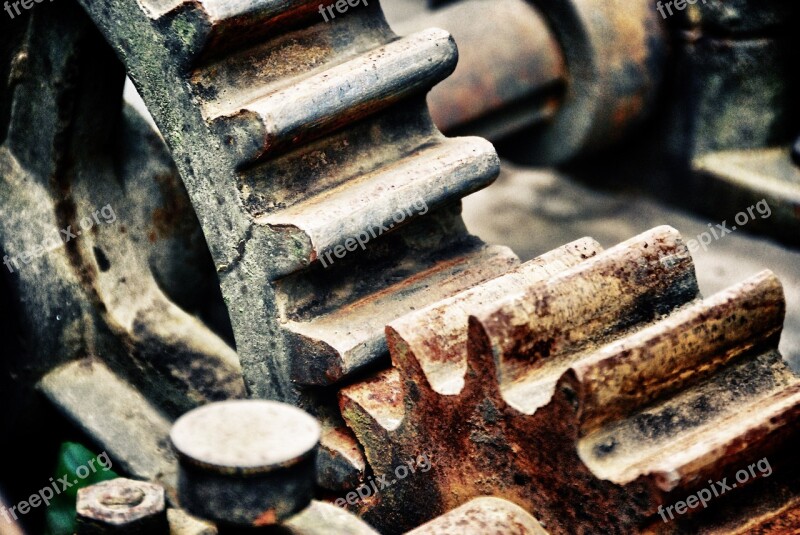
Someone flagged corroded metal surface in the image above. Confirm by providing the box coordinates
[170,400,320,526]
[2,0,799,533]
[76,478,167,534]
[390,0,667,163]
[73,0,510,409]
[405,497,548,535]
[340,226,800,533]
[1,0,513,503]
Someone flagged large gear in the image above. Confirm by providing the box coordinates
[1,0,799,533]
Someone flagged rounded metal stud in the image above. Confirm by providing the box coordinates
[170,400,321,527]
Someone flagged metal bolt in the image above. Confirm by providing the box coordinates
[76,478,167,534]
[170,400,321,528]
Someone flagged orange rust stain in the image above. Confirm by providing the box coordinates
[253,509,278,526]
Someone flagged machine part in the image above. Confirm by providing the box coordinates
[76,478,167,534]
[390,0,566,141]
[671,0,798,34]
[283,500,381,535]
[2,1,798,533]
[0,1,245,421]
[390,0,667,164]
[170,400,320,527]
[316,406,368,492]
[642,0,800,247]
[405,497,548,535]
[39,359,178,492]
[524,0,668,164]
[166,509,218,535]
[340,226,800,533]
[1,0,513,499]
[73,0,511,409]
[692,149,800,248]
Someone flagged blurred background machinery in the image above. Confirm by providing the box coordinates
[1,0,799,533]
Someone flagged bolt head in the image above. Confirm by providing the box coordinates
[76,478,166,533]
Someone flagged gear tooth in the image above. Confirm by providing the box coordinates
[258,138,499,277]
[568,270,786,436]
[317,411,367,491]
[339,368,405,476]
[461,315,507,403]
[570,271,800,502]
[479,226,698,414]
[386,325,438,394]
[148,0,334,59]
[209,29,459,165]
[282,244,517,386]
[386,237,603,396]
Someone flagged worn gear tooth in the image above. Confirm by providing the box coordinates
[407,497,548,535]
[476,226,699,414]
[568,272,797,494]
[567,270,786,436]
[259,137,499,278]
[317,410,367,492]
[387,238,603,396]
[284,244,517,386]
[571,349,800,527]
[340,368,405,447]
[143,0,329,58]
[211,29,459,164]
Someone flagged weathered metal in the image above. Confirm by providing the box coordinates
[2,0,799,533]
[340,226,800,533]
[392,0,566,141]
[1,0,511,503]
[692,149,800,248]
[405,497,548,535]
[76,478,167,534]
[391,0,668,164]
[170,400,320,527]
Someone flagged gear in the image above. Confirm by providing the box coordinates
[340,226,800,533]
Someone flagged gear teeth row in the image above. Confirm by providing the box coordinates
[386,237,604,395]
[75,0,507,413]
[340,226,800,534]
[284,242,517,385]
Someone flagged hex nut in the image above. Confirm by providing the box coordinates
[76,478,167,534]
